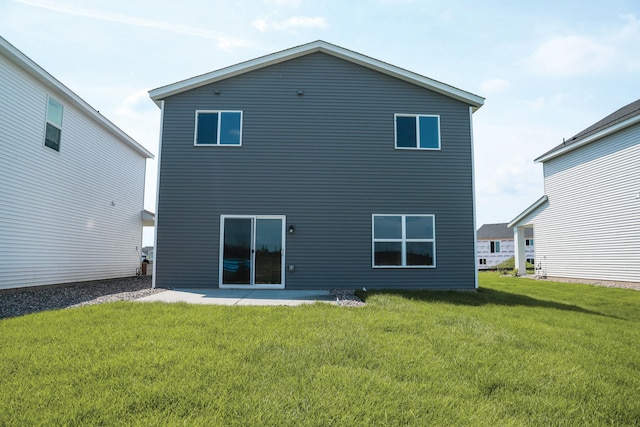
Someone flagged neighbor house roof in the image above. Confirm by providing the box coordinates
[535,98,640,163]
[0,36,153,159]
[477,223,533,240]
[149,40,485,111]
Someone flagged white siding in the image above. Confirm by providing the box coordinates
[0,52,147,289]
[532,124,640,282]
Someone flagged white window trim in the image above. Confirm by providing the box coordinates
[219,215,286,289]
[394,114,441,150]
[194,110,243,146]
[44,95,63,152]
[372,214,436,269]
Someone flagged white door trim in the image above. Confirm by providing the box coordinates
[219,215,286,289]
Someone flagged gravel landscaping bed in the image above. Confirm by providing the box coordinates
[0,276,161,319]
[524,275,640,291]
[0,277,365,319]
[331,289,366,307]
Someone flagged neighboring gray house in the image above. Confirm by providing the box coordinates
[149,40,484,290]
[477,223,534,270]
[0,36,154,290]
[510,99,640,283]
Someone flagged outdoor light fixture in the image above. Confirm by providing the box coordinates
[297,89,304,95]
[213,89,220,95]
[288,225,295,234]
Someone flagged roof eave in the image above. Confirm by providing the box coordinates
[0,37,154,159]
[149,40,485,111]
[508,195,548,228]
[535,114,640,163]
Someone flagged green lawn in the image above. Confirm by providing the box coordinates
[1,273,639,426]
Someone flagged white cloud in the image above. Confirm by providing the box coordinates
[14,0,254,51]
[252,15,328,32]
[116,89,153,117]
[527,35,615,76]
[525,14,640,77]
[480,78,510,95]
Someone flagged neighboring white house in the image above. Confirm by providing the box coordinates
[477,223,534,270]
[0,36,154,290]
[509,99,640,283]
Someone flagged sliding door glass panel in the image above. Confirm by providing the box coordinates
[255,218,282,284]
[222,218,252,284]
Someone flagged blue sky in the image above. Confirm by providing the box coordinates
[2,0,639,246]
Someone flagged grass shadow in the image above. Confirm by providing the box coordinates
[356,288,619,319]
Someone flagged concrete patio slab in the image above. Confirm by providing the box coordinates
[136,288,335,306]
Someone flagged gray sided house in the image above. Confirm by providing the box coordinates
[149,41,484,290]
[510,99,640,283]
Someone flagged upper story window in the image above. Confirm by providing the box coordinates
[490,241,501,253]
[45,97,63,151]
[394,114,440,150]
[195,110,242,146]
[372,214,435,268]
[525,239,534,246]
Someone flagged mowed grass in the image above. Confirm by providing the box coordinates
[1,274,639,426]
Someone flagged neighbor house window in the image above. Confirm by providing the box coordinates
[525,239,534,246]
[526,258,535,265]
[45,97,63,151]
[394,114,440,150]
[372,214,435,267]
[195,110,242,146]
[479,258,487,265]
[490,241,500,253]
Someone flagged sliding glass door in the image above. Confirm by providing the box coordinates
[220,216,285,288]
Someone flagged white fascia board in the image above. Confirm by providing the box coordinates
[0,36,154,159]
[535,114,640,163]
[508,195,548,228]
[149,40,485,111]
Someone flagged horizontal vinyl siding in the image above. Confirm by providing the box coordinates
[534,124,640,282]
[0,54,146,289]
[156,52,476,289]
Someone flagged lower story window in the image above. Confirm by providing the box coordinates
[526,258,535,265]
[479,258,487,265]
[372,214,435,268]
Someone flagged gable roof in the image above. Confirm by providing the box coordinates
[535,98,640,163]
[0,36,153,159]
[477,223,533,240]
[149,40,485,111]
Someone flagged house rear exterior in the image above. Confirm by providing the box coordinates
[510,99,640,283]
[150,41,484,290]
[0,36,153,290]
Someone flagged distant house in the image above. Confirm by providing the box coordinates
[0,36,154,290]
[141,246,154,262]
[149,40,484,290]
[476,223,533,269]
[509,99,640,283]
